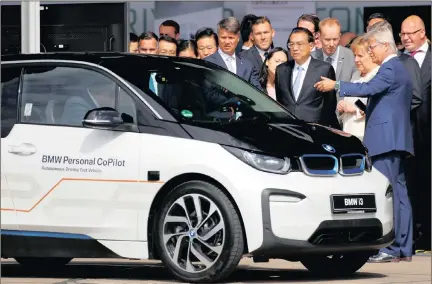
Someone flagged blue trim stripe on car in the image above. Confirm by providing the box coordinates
[1,230,92,239]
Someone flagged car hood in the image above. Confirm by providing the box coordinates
[181,119,367,158]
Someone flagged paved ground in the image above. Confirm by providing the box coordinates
[1,255,430,284]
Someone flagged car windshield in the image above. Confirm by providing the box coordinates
[120,57,297,124]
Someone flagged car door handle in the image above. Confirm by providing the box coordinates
[8,143,37,155]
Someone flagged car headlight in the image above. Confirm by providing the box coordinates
[223,146,291,174]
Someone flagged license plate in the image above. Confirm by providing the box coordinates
[331,194,376,214]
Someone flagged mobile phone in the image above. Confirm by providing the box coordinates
[355,99,367,112]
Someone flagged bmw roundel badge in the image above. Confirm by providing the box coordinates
[322,144,336,153]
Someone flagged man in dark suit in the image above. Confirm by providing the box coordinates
[400,15,431,250]
[204,17,262,90]
[240,16,275,73]
[275,27,339,129]
[315,24,414,263]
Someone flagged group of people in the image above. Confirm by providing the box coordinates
[129,12,431,262]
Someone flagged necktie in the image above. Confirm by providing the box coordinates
[149,76,157,95]
[326,56,336,73]
[293,66,303,101]
[263,52,268,62]
[226,56,235,73]
[410,50,421,57]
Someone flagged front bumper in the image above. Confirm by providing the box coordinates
[251,188,395,258]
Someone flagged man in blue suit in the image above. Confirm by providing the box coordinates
[204,17,263,91]
[314,22,414,263]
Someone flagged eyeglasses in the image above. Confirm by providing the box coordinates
[287,42,309,48]
[367,42,383,51]
[399,29,423,38]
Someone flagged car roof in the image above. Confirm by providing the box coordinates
[0,52,225,72]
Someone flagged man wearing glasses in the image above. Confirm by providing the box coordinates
[275,27,339,129]
[401,15,431,252]
[314,21,415,263]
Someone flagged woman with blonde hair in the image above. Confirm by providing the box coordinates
[337,36,380,140]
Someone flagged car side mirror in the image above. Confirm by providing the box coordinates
[82,107,124,130]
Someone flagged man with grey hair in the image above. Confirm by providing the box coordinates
[369,20,424,252]
[368,21,422,114]
[314,22,414,263]
[204,17,261,90]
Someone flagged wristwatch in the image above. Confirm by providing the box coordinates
[334,80,340,91]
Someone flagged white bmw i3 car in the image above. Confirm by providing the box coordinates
[1,53,393,283]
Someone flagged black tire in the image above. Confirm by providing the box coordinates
[15,257,72,266]
[301,252,371,277]
[155,180,244,283]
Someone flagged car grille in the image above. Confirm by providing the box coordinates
[299,154,365,176]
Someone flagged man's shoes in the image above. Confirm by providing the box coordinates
[368,252,401,263]
[400,256,413,262]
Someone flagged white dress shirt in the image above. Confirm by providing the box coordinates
[404,40,429,67]
[323,45,339,72]
[382,53,398,64]
[218,49,237,74]
[292,56,312,100]
[150,72,158,96]
[255,46,270,61]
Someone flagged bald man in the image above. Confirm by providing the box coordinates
[401,15,431,251]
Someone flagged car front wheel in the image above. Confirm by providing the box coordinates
[155,180,244,283]
[301,252,371,277]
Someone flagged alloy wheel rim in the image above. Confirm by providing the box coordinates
[162,193,225,273]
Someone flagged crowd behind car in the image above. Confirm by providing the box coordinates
[128,12,431,261]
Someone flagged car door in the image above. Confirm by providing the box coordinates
[1,65,21,231]
[3,62,141,241]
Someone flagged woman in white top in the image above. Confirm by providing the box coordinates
[337,36,380,141]
[258,47,289,100]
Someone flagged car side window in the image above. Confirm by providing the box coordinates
[147,71,209,118]
[1,66,21,138]
[116,86,137,124]
[20,66,116,127]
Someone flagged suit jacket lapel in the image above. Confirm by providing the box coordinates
[214,52,230,70]
[335,47,344,79]
[420,45,431,83]
[236,56,245,77]
[251,46,264,70]
[316,49,324,61]
[285,61,295,100]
